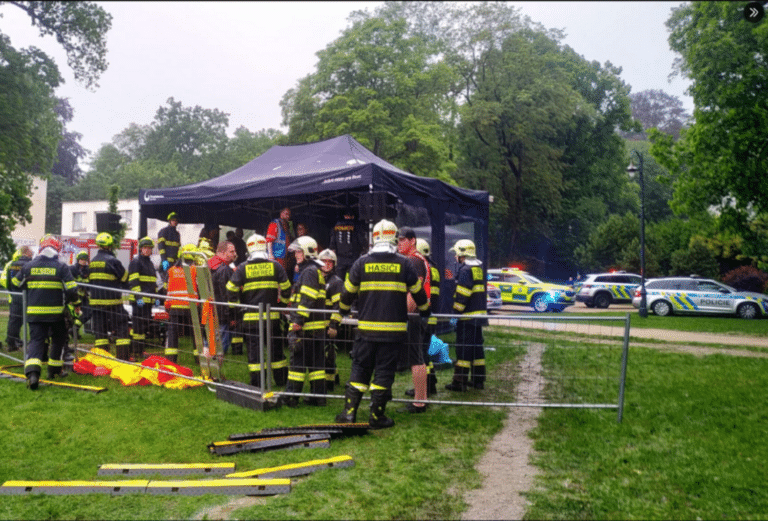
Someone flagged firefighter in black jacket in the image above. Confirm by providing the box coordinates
[157,212,181,273]
[334,220,430,429]
[283,235,327,407]
[227,234,292,388]
[328,207,368,283]
[69,250,92,336]
[445,239,488,391]
[4,246,33,351]
[319,248,344,391]
[89,232,131,360]
[13,235,80,389]
[417,238,441,395]
[128,236,159,360]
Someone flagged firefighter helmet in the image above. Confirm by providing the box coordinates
[198,237,214,257]
[246,233,268,254]
[138,236,155,249]
[450,239,476,258]
[372,219,398,245]
[95,232,114,249]
[180,243,198,262]
[318,249,337,263]
[39,234,62,252]
[11,249,22,261]
[76,250,89,261]
[287,236,319,259]
[416,238,431,257]
[167,212,179,222]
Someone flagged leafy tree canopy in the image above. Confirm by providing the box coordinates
[623,89,690,141]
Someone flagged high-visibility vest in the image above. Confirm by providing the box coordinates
[166,265,197,310]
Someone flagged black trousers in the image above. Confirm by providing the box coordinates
[6,299,23,347]
[24,321,67,376]
[349,337,400,391]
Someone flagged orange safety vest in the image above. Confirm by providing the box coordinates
[166,265,198,310]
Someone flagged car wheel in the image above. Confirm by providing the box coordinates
[652,300,672,317]
[594,292,611,309]
[532,294,549,313]
[737,302,759,319]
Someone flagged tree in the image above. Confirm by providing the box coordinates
[574,212,640,273]
[623,89,690,141]
[654,2,768,218]
[0,1,111,258]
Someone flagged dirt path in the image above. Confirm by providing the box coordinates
[459,328,766,520]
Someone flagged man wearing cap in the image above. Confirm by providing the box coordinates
[157,212,181,273]
[13,235,80,389]
[128,237,159,360]
[397,226,431,413]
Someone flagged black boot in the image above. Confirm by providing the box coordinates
[27,371,40,391]
[471,362,486,390]
[273,366,287,387]
[445,362,469,391]
[249,371,261,389]
[427,372,438,395]
[368,390,395,429]
[335,384,363,423]
[306,379,326,406]
[279,380,301,408]
[47,366,61,380]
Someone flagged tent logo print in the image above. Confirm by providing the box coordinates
[143,193,165,202]
[322,174,362,185]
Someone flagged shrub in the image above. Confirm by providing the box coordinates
[722,265,768,293]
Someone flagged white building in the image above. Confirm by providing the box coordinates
[60,199,203,245]
[11,176,47,248]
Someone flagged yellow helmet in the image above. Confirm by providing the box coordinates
[180,243,198,261]
[450,239,476,258]
[95,232,114,249]
[372,219,398,245]
[287,236,319,259]
[138,236,155,249]
[416,238,430,257]
[167,212,179,222]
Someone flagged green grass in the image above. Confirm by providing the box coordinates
[2,317,767,519]
[526,348,768,520]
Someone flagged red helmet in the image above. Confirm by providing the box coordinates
[39,234,62,252]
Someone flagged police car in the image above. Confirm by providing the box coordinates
[634,276,768,319]
[487,267,575,312]
[575,271,642,308]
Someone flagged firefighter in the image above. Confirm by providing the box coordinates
[319,248,343,391]
[157,211,181,274]
[283,235,327,407]
[416,238,441,395]
[208,240,237,357]
[328,207,368,283]
[3,246,33,351]
[226,234,292,388]
[334,220,430,429]
[69,250,92,337]
[128,236,159,360]
[164,244,200,363]
[89,232,131,360]
[13,235,80,389]
[444,239,488,391]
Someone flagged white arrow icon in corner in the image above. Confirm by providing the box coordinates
[749,7,759,17]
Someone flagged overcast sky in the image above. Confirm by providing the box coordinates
[1,1,691,167]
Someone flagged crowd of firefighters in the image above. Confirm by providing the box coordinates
[1,207,487,429]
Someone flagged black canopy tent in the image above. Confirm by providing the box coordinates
[138,135,489,287]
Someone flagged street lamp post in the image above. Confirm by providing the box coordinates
[627,151,648,318]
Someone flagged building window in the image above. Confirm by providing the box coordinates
[119,210,133,230]
[72,212,87,232]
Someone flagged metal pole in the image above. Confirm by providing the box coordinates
[638,152,648,318]
[617,313,631,423]
[258,303,265,393]
[265,303,272,393]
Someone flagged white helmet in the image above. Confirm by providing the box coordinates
[246,233,269,259]
[450,239,476,258]
[288,235,319,259]
[372,219,398,245]
[416,238,430,257]
[318,249,337,263]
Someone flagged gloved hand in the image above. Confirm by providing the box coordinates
[155,299,161,307]
[162,260,169,271]
[136,298,144,307]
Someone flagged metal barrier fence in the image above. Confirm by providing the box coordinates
[1,284,630,422]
